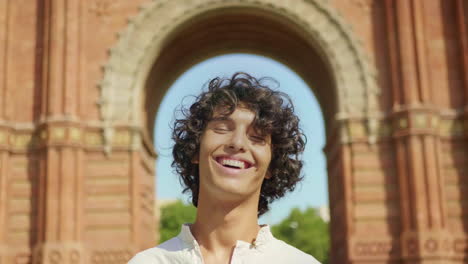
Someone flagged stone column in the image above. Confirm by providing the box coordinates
[456,0,468,134]
[32,0,85,263]
[385,0,451,263]
[455,0,468,108]
[0,139,9,263]
[324,122,352,264]
[454,2,468,261]
[0,0,11,262]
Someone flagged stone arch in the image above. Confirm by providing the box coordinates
[99,0,379,153]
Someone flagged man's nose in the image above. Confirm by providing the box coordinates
[227,130,247,152]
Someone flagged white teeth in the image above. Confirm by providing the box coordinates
[221,159,245,169]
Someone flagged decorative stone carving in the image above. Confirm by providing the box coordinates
[0,126,147,151]
[50,127,65,140]
[440,119,464,136]
[349,122,366,139]
[398,118,408,129]
[14,252,30,264]
[0,130,6,145]
[70,249,80,264]
[32,243,84,264]
[48,250,62,264]
[12,134,32,149]
[430,116,439,129]
[354,240,398,256]
[406,238,418,255]
[413,113,427,128]
[90,249,133,264]
[401,233,457,259]
[85,132,103,146]
[424,239,437,252]
[113,130,131,146]
[70,128,82,142]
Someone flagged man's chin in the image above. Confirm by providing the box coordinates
[200,179,258,203]
[215,187,258,203]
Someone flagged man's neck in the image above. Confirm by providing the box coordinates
[190,194,261,263]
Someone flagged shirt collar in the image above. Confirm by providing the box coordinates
[179,224,197,247]
[178,223,274,249]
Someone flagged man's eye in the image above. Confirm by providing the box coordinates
[250,135,266,143]
[213,127,229,132]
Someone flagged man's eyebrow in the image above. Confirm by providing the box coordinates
[209,116,232,122]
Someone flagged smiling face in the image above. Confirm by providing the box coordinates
[196,106,272,203]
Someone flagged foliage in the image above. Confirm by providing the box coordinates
[159,200,197,243]
[271,207,330,264]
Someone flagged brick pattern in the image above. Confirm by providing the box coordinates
[6,155,38,264]
[443,139,468,258]
[84,153,131,242]
[348,143,400,261]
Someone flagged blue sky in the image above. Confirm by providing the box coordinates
[154,53,328,224]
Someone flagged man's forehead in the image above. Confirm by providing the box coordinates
[209,106,271,136]
[211,105,254,119]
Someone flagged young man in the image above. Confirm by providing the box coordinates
[129,73,321,264]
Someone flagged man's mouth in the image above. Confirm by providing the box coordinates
[215,157,252,169]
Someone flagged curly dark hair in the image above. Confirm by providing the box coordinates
[171,72,306,216]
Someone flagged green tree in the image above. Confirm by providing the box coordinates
[271,207,330,264]
[159,200,197,243]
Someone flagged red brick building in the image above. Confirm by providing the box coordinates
[0,0,467,263]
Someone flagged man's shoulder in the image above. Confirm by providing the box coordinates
[157,236,185,251]
[127,237,186,264]
[267,238,322,264]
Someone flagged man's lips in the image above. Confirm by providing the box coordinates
[214,156,253,169]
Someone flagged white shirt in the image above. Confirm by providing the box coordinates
[128,224,321,264]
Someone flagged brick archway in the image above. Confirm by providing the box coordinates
[99,0,379,152]
[101,2,378,263]
[0,0,467,263]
